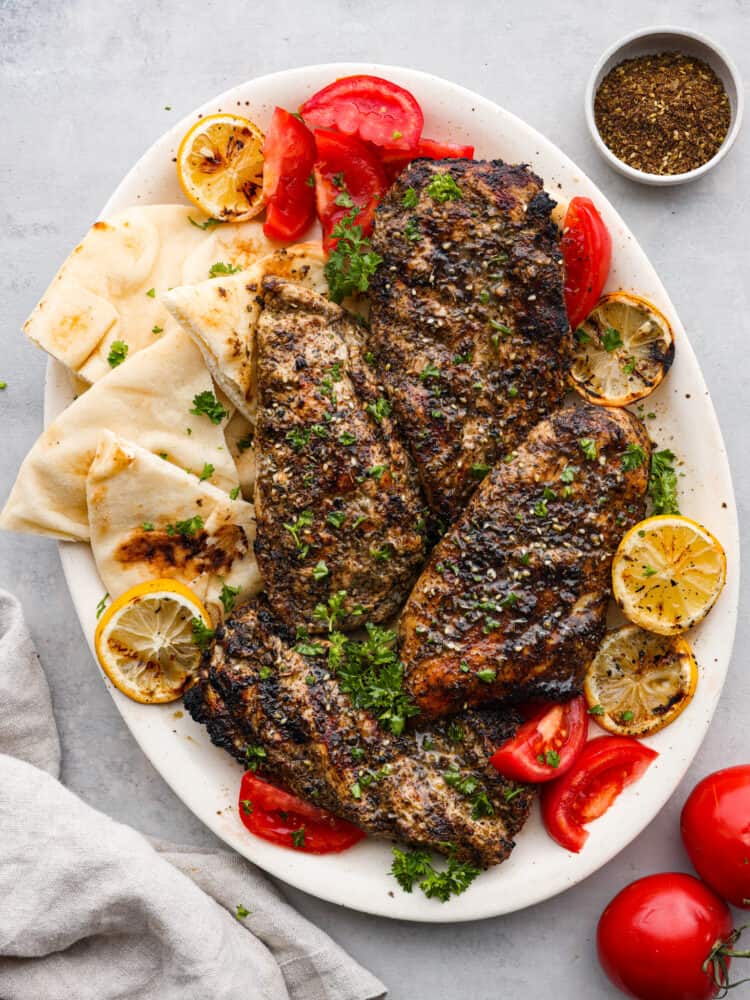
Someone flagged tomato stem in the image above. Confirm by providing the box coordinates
[704,925,750,997]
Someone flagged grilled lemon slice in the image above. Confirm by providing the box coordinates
[94,579,212,703]
[569,292,675,406]
[612,515,726,636]
[585,625,698,737]
[177,113,265,222]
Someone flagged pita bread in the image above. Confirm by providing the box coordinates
[0,329,238,541]
[87,431,261,619]
[163,242,327,422]
[224,410,256,499]
[24,205,209,384]
[180,219,284,285]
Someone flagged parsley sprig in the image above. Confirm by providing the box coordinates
[390,847,480,902]
[190,391,228,425]
[649,449,680,514]
[324,210,383,304]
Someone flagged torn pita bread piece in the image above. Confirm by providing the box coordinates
[163,242,327,422]
[87,431,261,620]
[0,329,238,542]
[224,410,256,500]
[180,219,284,285]
[23,205,209,384]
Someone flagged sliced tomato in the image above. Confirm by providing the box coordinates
[300,74,423,151]
[561,196,612,330]
[490,697,588,782]
[541,736,658,853]
[378,137,475,181]
[261,107,316,242]
[313,128,388,251]
[238,772,365,854]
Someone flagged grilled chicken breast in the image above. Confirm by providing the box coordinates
[399,405,651,718]
[369,158,570,524]
[254,278,426,632]
[184,599,534,868]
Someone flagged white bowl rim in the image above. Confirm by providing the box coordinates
[584,24,744,185]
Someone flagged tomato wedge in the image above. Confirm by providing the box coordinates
[300,74,424,151]
[261,107,316,242]
[313,128,388,251]
[561,196,612,330]
[541,736,658,852]
[489,697,588,782]
[378,137,475,181]
[238,772,365,854]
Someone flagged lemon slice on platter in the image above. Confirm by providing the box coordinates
[584,625,698,737]
[94,579,212,704]
[569,292,675,406]
[612,515,726,636]
[177,113,265,222]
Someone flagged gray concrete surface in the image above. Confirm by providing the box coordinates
[1,1,749,996]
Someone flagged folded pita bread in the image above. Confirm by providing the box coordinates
[0,329,238,541]
[24,205,210,384]
[163,242,327,422]
[87,431,261,619]
[180,219,284,285]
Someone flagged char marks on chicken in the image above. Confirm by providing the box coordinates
[253,278,427,633]
[399,404,651,718]
[368,158,570,524]
[184,599,533,867]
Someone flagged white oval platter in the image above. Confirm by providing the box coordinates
[47,63,739,922]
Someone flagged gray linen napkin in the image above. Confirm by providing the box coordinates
[0,590,386,1000]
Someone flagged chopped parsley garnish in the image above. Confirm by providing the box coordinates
[367,464,387,480]
[621,443,647,471]
[191,617,215,650]
[404,217,422,242]
[325,209,383,303]
[208,261,241,278]
[649,449,680,514]
[326,510,346,529]
[240,799,253,815]
[560,464,578,484]
[538,749,560,768]
[166,515,204,537]
[188,216,224,230]
[152,325,163,334]
[219,582,240,614]
[198,462,214,481]
[96,593,109,619]
[370,545,391,562]
[294,626,325,657]
[579,437,597,461]
[312,560,329,581]
[476,668,496,684]
[447,721,464,742]
[623,356,637,375]
[259,666,273,680]
[142,521,155,532]
[338,430,357,446]
[366,397,391,423]
[543,486,557,501]
[286,426,311,451]
[534,498,548,517]
[508,385,519,398]
[229,486,240,500]
[419,362,441,381]
[489,319,512,336]
[190,391,227,424]
[244,744,267,771]
[402,187,419,208]
[426,172,463,203]
[503,785,524,802]
[235,903,250,919]
[334,191,354,208]
[442,762,494,819]
[392,129,403,140]
[643,565,657,577]
[291,828,306,848]
[312,590,348,632]
[107,340,128,367]
[575,327,592,344]
[602,326,623,352]
[284,510,314,557]
[621,710,635,723]
[470,463,489,479]
[328,623,419,736]
[146,287,156,298]
[588,704,605,716]
[390,848,480,902]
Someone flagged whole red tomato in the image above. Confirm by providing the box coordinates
[681,765,750,909]
[597,873,748,1000]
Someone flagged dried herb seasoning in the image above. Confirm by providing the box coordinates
[594,52,731,175]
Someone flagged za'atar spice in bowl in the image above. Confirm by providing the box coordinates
[585,27,743,185]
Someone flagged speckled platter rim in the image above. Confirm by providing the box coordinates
[47,63,739,922]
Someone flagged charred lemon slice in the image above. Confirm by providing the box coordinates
[94,579,212,703]
[569,292,675,406]
[612,515,726,636]
[585,625,698,737]
[177,113,265,222]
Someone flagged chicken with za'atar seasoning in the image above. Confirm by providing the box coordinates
[368,158,571,525]
[184,599,533,867]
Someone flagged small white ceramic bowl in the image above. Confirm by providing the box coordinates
[585,26,743,185]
